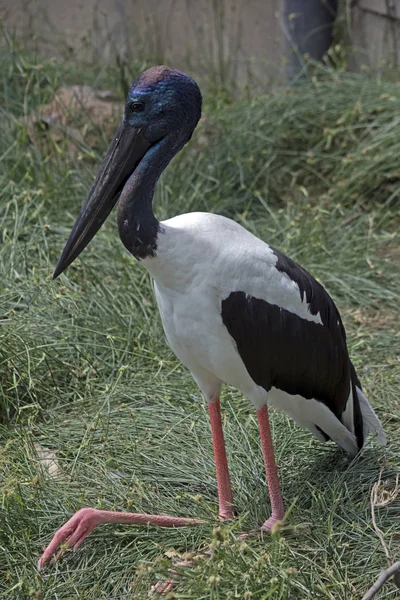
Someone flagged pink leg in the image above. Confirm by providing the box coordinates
[208,397,234,519]
[38,507,203,570]
[257,405,285,530]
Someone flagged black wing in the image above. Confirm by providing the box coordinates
[221,252,364,447]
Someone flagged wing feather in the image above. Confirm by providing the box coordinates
[221,253,364,449]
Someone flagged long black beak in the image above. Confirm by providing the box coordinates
[53,121,152,279]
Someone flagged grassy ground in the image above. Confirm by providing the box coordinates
[0,40,399,599]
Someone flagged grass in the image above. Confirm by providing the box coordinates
[0,38,399,599]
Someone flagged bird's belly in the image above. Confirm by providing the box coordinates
[154,282,266,403]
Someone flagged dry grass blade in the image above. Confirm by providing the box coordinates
[370,469,399,567]
[361,470,400,599]
[361,561,400,600]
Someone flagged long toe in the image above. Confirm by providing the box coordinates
[38,508,99,570]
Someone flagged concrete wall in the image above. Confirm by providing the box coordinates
[2,0,400,87]
[349,0,400,71]
[0,0,284,87]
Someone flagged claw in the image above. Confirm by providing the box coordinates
[38,508,99,570]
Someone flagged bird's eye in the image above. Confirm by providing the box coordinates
[130,101,145,113]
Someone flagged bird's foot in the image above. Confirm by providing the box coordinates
[38,508,203,571]
[38,508,100,570]
[261,512,285,532]
[218,508,236,521]
[237,511,285,540]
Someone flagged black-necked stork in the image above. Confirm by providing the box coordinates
[38,66,386,568]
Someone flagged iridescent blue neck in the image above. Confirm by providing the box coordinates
[117,134,182,259]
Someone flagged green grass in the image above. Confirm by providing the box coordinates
[0,40,399,599]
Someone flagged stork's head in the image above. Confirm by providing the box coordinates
[124,66,202,145]
[53,66,202,278]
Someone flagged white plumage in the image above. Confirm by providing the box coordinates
[146,212,385,456]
